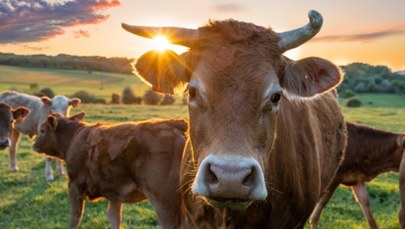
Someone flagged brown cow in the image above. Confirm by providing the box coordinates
[310,122,405,229]
[122,10,347,228]
[397,130,405,229]
[0,103,30,150]
[33,113,187,229]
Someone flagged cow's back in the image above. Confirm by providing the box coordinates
[337,122,403,185]
[267,90,346,227]
[66,120,186,202]
[0,91,47,135]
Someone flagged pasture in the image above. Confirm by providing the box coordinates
[0,65,404,228]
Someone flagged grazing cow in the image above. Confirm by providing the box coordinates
[310,122,405,229]
[0,103,30,150]
[33,113,187,229]
[122,10,347,228]
[0,91,80,180]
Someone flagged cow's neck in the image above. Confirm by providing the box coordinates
[58,122,85,159]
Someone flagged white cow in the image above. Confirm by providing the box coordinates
[0,91,81,181]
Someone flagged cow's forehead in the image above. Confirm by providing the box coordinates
[52,95,69,107]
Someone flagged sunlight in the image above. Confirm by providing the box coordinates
[152,36,171,51]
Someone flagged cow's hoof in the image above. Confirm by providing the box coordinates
[46,175,54,182]
[10,166,19,172]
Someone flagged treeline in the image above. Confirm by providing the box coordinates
[338,63,405,94]
[0,53,134,74]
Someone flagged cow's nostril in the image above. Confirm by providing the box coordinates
[206,164,218,184]
[242,166,256,187]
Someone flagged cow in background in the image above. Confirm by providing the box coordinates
[33,113,187,229]
[0,91,80,181]
[0,102,30,150]
[397,136,405,229]
[310,122,405,229]
[122,10,347,228]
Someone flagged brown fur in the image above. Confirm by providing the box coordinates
[310,122,405,229]
[134,19,347,228]
[0,103,30,150]
[33,113,187,229]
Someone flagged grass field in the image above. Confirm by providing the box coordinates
[0,65,405,228]
[0,65,150,101]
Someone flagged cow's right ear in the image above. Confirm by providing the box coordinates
[69,112,85,122]
[41,97,52,107]
[135,50,190,94]
[47,115,58,130]
[12,107,31,122]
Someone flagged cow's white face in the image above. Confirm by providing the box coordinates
[41,96,81,116]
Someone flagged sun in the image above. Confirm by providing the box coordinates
[152,36,171,51]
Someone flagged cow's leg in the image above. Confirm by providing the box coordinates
[399,152,405,229]
[107,200,122,229]
[309,180,340,229]
[45,156,54,181]
[56,159,65,176]
[9,129,21,172]
[351,183,379,229]
[69,183,85,229]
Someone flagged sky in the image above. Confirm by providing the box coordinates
[0,0,404,71]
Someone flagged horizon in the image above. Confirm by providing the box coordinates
[0,0,404,71]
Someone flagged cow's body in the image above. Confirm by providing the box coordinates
[310,122,405,229]
[0,102,30,150]
[123,10,347,228]
[33,113,187,229]
[0,91,80,180]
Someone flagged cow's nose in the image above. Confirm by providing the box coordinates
[0,139,10,149]
[193,155,267,200]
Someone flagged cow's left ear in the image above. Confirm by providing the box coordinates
[69,112,85,122]
[69,98,81,108]
[282,57,342,97]
[12,107,31,122]
[47,115,58,130]
[135,50,190,94]
[41,97,53,107]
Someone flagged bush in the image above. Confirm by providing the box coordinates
[143,90,162,105]
[39,87,55,98]
[345,98,362,108]
[121,86,141,104]
[340,89,355,98]
[160,94,175,105]
[111,93,120,104]
[71,90,106,104]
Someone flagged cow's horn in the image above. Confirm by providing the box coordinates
[277,10,323,52]
[121,23,197,47]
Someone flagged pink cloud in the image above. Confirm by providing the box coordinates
[73,30,90,39]
[0,0,120,43]
[313,23,405,43]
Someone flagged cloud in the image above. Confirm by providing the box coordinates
[73,30,90,39]
[313,24,405,43]
[214,3,246,13]
[0,0,120,44]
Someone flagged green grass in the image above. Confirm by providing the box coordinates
[1,66,405,228]
[0,65,150,101]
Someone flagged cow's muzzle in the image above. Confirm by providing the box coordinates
[192,155,267,210]
[0,139,10,150]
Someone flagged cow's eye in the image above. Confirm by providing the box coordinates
[188,87,197,100]
[40,129,45,134]
[271,92,281,104]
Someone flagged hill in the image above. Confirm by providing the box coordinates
[0,52,134,74]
